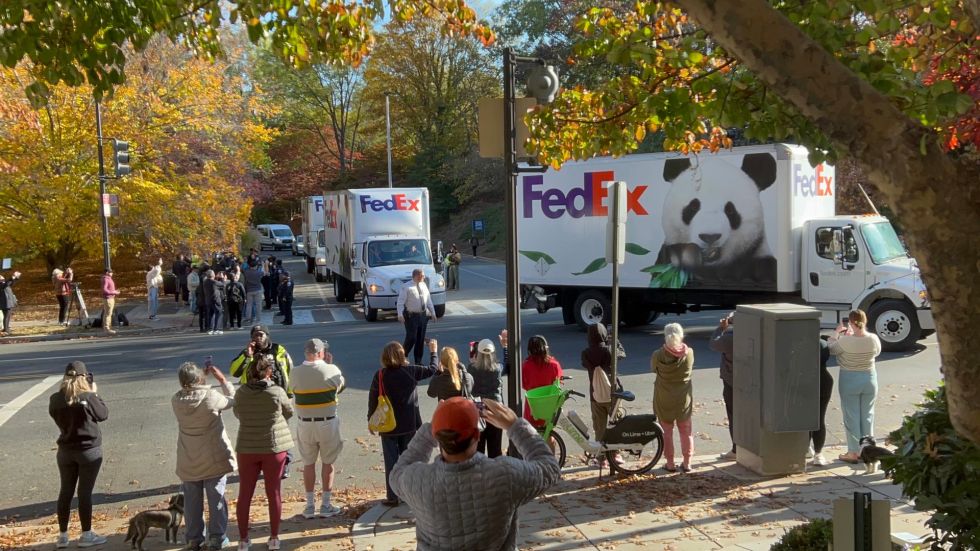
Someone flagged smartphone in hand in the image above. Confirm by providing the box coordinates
[204,355,214,368]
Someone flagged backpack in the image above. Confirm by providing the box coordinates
[227,282,244,304]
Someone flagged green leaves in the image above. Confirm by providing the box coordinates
[642,263,689,288]
[625,242,651,255]
[573,257,607,275]
[518,250,556,265]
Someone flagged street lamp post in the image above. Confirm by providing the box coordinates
[502,49,559,417]
[385,93,393,188]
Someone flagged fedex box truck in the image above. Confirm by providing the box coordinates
[518,144,933,351]
[301,196,326,277]
[323,188,446,321]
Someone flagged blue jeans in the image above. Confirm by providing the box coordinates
[209,304,223,332]
[182,476,228,546]
[838,369,877,452]
[148,286,159,318]
[189,290,198,315]
[381,433,415,502]
[245,291,262,323]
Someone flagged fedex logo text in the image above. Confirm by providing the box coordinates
[793,163,833,197]
[522,172,649,219]
[360,194,421,213]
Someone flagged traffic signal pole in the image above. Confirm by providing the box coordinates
[503,49,522,418]
[95,101,112,272]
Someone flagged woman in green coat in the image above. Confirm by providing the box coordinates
[651,323,694,473]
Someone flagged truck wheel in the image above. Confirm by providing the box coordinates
[435,304,446,318]
[868,299,920,351]
[623,305,654,327]
[363,295,378,322]
[573,291,611,329]
[306,258,315,274]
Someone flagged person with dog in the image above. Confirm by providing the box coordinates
[396,268,437,366]
[389,397,561,550]
[829,309,882,464]
[709,312,736,460]
[292,338,346,518]
[49,361,109,548]
[172,361,236,551]
[233,355,294,551]
[367,340,439,506]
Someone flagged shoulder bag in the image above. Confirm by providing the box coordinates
[592,367,612,403]
[368,369,397,433]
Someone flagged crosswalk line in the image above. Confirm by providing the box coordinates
[448,303,476,316]
[328,308,356,322]
[293,309,315,325]
[474,299,507,314]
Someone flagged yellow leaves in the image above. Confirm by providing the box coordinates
[635,125,646,142]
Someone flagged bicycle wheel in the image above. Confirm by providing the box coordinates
[608,428,664,475]
[549,431,567,469]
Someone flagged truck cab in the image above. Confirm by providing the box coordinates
[314,229,329,282]
[355,237,446,321]
[801,215,933,350]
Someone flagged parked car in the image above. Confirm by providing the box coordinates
[292,234,305,256]
[256,224,295,251]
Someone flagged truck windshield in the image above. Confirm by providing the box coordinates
[861,221,907,264]
[272,229,293,237]
[367,239,432,267]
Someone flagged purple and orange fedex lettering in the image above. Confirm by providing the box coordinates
[522,172,649,219]
[793,163,833,197]
[359,193,421,213]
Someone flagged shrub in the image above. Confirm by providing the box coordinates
[770,518,832,550]
[883,385,980,550]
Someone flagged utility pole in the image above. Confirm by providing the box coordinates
[95,101,112,272]
[503,49,522,416]
[385,93,393,188]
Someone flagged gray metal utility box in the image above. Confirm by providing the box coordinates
[733,303,820,475]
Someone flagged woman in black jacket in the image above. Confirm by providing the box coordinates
[468,337,507,457]
[427,345,473,401]
[368,340,437,506]
[49,361,109,548]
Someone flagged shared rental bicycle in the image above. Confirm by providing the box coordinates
[527,376,665,474]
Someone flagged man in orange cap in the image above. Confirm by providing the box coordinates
[389,397,560,550]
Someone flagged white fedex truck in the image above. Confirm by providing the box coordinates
[518,143,933,351]
[323,187,446,321]
[301,196,327,278]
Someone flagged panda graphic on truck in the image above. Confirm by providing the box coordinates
[517,143,933,351]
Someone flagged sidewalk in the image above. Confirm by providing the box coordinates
[0,299,198,343]
[351,450,930,550]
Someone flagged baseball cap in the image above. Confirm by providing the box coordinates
[304,338,327,355]
[251,325,269,336]
[478,339,495,354]
[65,361,88,377]
[431,397,480,443]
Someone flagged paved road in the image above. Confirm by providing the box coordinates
[0,255,943,522]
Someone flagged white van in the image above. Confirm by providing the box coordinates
[256,224,295,251]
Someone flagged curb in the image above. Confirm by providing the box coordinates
[350,503,391,541]
[0,323,193,344]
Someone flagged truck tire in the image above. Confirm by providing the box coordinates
[435,304,446,318]
[868,299,920,351]
[561,303,576,326]
[363,295,378,322]
[334,278,351,303]
[315,271,324,282]
[306,257,315,274]
[573,291,611,329]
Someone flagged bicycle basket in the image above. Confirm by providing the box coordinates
[526,383,563,422]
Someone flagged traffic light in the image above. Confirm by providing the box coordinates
[111,139,131,177]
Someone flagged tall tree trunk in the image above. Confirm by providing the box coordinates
[677,0,980,445]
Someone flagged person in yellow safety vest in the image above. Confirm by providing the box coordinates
[230,325,294,395]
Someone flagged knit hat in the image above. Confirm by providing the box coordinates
[64,361,88,377]
[431,397,480,443]
[251,325,269,337]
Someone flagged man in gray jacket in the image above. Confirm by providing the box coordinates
[709,312,735,459]
[390,397,560,550]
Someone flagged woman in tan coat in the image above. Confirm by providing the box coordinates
[233,355,294,551]
[652,323,694,473]
[172,361,236,551]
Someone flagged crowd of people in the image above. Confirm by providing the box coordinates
[46,300,881,549]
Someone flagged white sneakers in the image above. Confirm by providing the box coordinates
[811,453,830,466]
[267,537,281,550]
[77,531,108,547]
[56,533,69,548]
[237,539,250,551]
[719,450,737,460]
[302,503,317,519]
[319,503,342,517]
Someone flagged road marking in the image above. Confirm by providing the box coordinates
[329,308,356,322]
[459,267,505,284]
[0,375,61,428]
[474,300,507,314]
[448,303,476,316]
[0,352,122,364]
[293,309,315,325]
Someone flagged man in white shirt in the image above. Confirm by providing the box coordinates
[396,268,436,365]
[292,338,346,518]
[146,258,163,320]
